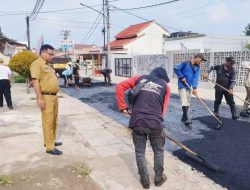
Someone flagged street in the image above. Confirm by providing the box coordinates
[62,80,250,190]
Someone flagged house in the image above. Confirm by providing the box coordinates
[109,20,170,77]
[164,34,250,52]
[73,44,104,75]
[110,20,170,55]
[0,29,27,64]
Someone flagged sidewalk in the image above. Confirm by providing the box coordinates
[0,84,225,190]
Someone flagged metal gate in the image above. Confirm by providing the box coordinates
[115,58,132,77]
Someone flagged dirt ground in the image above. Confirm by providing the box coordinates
[0,164,100,190]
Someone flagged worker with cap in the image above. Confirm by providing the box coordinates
[0,58,13,110]
[174,53,206,125]
[30,44,63,155]
[204,57,239,120]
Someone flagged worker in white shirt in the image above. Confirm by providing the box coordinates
[0,58,13,110]
[240,61,250,117]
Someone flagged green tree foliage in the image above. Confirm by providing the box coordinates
[9,50,38,79]
[243,23,250,36]
[246,44,250,50]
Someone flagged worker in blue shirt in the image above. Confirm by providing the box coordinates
[174,53,206,125]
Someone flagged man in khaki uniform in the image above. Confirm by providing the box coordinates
[30,44,62,155]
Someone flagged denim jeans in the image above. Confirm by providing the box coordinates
[132,127,165,185]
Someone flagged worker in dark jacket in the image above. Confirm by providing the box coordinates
[116,67,171,189]
[174,53,206,125]
[203,57,239,119]
[102,68,112,86]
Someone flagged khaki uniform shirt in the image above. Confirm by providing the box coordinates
[30,58,59,93]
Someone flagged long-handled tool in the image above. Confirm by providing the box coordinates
[162,131,221,172]
[202,75,250,105]
[184,82,223,130]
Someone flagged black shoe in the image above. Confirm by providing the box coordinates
[46,148,63,155]
[214,111,220,118]
[44,142,63,147]
[240,111,249,117]
[232,115,239,120]
[8,106,13,110]
[155,174,167,187]
[140,179,150,189]
[184,119,192,125]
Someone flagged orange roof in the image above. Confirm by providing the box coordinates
[115,20,154,39]
[110,34,144,49]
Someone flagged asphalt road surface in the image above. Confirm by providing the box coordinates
[61,80,250,190]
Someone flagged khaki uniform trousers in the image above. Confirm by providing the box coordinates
[242,87,250,111]
[42,95,58,151]
[179,88,191,107]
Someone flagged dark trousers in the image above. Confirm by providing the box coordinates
[0,79,12,107]
[102,73,111,86]
[74,76,79,86]
[215,89,235,108]
[132,127,165,184]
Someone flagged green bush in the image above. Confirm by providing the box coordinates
[9,50,38,79]
[14,74,26,83]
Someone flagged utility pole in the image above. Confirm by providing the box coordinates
[60,29,71,58]
[102,0,106,67]
[105,0,111,68]
[26,16,31,50]
[60,29,71,40]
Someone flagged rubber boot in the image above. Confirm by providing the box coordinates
[181,106,192,125]
[230,104,239,120]
[181,106,187,122]
[214,103,220,118]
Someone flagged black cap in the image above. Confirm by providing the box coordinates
[194,53,207,61]
[149,67,170,83]
[226,57,235,65]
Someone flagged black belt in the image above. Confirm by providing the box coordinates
[41,92,57,96]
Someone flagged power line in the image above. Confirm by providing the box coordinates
[119,0,180,11]
[33,19,103,29]
[83,16,103,43]
[111,5,148,21]
[79,11,103,43]
[110,4,184,31]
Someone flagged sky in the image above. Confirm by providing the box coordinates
[0,0,249,49]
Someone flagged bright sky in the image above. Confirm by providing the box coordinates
[0,0,249,48]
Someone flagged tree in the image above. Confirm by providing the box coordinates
[9,50,38,79]
[246,44,250,50]
[9,50,38,93]
[243,23,250,36]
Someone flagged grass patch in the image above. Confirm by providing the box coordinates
[0,176,13,186]
[72,163,92,179]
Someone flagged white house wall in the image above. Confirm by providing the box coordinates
[164,36,250,52]
[125,23,170,55]
[164,37,205,52]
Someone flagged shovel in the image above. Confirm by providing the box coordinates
[162,131,221,172]
[184,82,223,130]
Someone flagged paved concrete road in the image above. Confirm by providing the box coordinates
[0,83,225,190]
[62,79,250,190]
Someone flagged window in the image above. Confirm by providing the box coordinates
[115,58,132,77]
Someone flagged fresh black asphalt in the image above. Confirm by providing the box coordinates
[61,80,250,190]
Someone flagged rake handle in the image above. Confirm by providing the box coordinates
[184,82,222,125]
[162,132,198,156]
[203,75,250,105]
